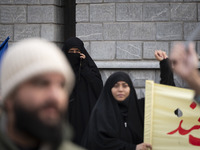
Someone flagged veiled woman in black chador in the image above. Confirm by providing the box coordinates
[82,53,175,150]
[62,37,103,145]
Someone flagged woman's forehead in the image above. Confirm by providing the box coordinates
[115,81,128,84]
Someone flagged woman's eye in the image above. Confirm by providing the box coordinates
[123,84,128,88]
[114,84,119,88]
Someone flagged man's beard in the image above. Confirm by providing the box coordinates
[13,99,64,147]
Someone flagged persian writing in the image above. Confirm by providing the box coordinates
[167,102,200,146]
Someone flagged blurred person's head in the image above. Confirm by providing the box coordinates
[0,38,75,145]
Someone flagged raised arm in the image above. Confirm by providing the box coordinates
[155,50,175,86]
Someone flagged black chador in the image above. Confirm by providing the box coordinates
[62,37,103,145]
[82,59,175,150]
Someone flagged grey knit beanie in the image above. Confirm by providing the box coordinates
[0,38,75,103]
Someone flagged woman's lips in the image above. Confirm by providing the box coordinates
[117,94,124,97]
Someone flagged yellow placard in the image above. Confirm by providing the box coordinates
[144,80,200,150]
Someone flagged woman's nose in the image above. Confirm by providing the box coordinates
[118,86,123,91]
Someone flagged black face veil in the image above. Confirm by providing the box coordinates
[82,72,144,150]
[62,37,103,145]
[62,37,98,73]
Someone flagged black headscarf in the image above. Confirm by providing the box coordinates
[82,72,144,150]
[62,37,103,145]
[62,37,99,74]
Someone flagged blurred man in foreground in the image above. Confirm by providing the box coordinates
[0,38,84,150]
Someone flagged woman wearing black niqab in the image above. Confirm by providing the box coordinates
[82,51,175,150]
[62,37,103,145]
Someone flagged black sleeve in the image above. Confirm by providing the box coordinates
[105,140,136,150]
[138,98,145,123]
[80,59,103,97]
[159,58,175,86]
[88,132,137,150]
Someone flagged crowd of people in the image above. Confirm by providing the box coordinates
[0,36,198,150]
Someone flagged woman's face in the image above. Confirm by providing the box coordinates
[111,81,130,101]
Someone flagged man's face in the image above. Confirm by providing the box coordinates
[8,72,68,143]
[13,72,68,126]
